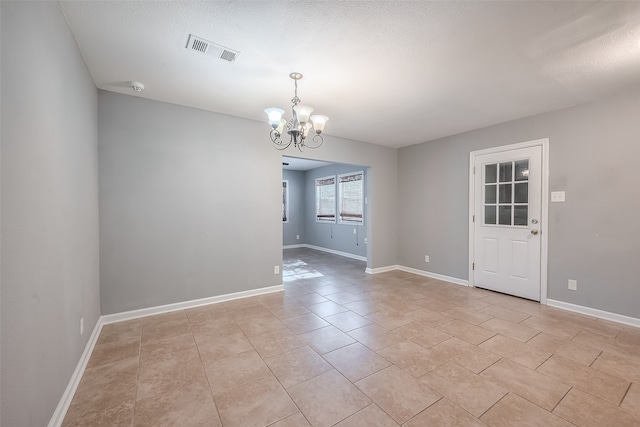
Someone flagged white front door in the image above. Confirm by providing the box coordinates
[472,145,542,301]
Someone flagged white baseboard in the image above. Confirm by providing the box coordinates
[547,299,640,329]
[102,284,284,324]
[285,244,367,262]
[47,318,103,427]
[396,265,469,287]
[365,265,399,274]
[49,284,284,426]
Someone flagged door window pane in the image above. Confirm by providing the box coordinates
[515,160,529,181]
[499,184,512,204]
[499,162,512,182]
[514,206,528,225]
[499,206,512,225]
[514,183,528,203]
[485,164,497,183]
[485,185,496,204]
[485,206,496,225]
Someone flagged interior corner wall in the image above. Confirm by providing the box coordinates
[1,2,101,426]
[283,169,305,246]
[397,86,640,319]
[303,164,368,258]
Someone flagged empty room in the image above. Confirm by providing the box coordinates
[2,1,640,426]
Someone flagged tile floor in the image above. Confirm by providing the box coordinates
[62,248,640,426]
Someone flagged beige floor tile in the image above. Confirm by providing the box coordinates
[355,365,440,424]
[592,351,640,383]
[526,332,601,366]
[253,291,292,307]
[449,298,491,311]
[323,342,391,382]
[97,320,142,345]
[185,304,228,325]
[520,316,580,340]
[394,322,452,348]
[268,412,311,427]
[478,305,531,323]
[281,312,329,334]
[348,324,406,351]
[378,340,442,378]
[307,300,348,317]
[203,349,272,396]
[405,308,455,327]
[139,332,197,366]
[553,388,640,427]
[137,350,209,401]
[342,300,385,316]
[616,327,640,347]
[577,318,624,339]
[333,404,399,427]
[437,320,496,345]
[235,313,287,337]
[571,329,614,351]
[479,335,551,369]
[194,330,254,362]
[299,325,356,354]
[404,398,486,427]
[134,382,220,427]
[189,314,238,335]
[622,383,640,414]
[365,308,413,329]
[141,313,191,343]
[87,339,140,368]
[215,375,298,427]
[325,291,365,305]
[480,358,570,411]
[289,370,371,427]
[420,362,506,417]
[414,298,457,312]
[377,296,422,313]
[63,400,134,427]
[430,337,501,374]
[442,307,494,325]
[480,393,574,427]
[536,354,630,404]
[478,294,525,309]
[264,345,332,388]
[479,318,539,343]
[266,303,310,319]
[247,327,305,359]
[291,292,330,306]
[324,311,372,332]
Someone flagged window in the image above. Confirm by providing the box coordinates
[483,160,529,226]
[315,175,336,223]
[282,180,289,223]
[338,171,364,224]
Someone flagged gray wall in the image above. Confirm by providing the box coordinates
[304,164,368,258]
[98,92,398,314]
[1,2,101,426]
[282,170,305,246]
[398,86,640,318]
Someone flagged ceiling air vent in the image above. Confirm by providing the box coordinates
[186,34,240,63]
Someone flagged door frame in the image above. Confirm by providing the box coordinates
[468,138,550,303]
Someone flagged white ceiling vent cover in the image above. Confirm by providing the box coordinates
[186,34,240,63]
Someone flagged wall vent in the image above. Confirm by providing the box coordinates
[186,34,240,63]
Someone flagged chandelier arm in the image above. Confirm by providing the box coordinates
[270,129,292,150]
[304,134,324,149]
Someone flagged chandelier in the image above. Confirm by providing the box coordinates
[265,72,328,151]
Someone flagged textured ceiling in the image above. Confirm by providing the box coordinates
[60,1,640,148]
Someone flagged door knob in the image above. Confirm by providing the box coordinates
[531,229,539,235]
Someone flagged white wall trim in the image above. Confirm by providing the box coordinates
[547,299,640,329]
[102,285,284,325]
[397,265,470,287]
[285,244,367,262]
[365,265,399,274]
[47,318,104,427]
[283,244,306,249]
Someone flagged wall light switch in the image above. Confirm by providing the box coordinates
[425,255,430,263]
[353,228,357,234]
[274,265,280,275]
[568,279,577,290]
[551,191,566,202]
[296,235,300,240]
[364,237,368,244]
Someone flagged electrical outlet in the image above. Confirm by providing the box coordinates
[296,235,300,240]
[80,317,84,336]
[353,228,357,234]
[568,279,577,290]
[274,265,280,275]
[551,191,566,202]
[364,237,368,244]
[425,255,430,263]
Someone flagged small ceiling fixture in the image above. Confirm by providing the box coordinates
[265,72,328,151]
[128,81,144,92]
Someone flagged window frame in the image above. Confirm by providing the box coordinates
[337,170,364,225]
[315,175,336,223]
